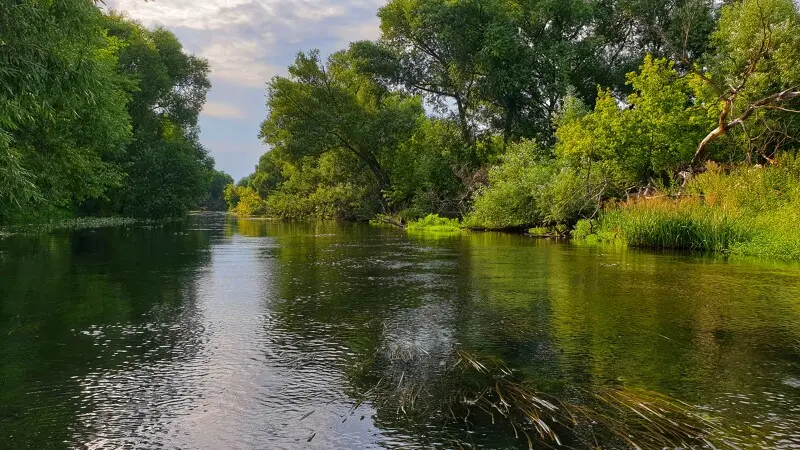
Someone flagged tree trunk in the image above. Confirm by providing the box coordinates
[455,96,472,145]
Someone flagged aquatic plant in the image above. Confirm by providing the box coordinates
[2,216,139,233]
[348,344,751,449]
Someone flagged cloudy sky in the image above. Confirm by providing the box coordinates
[108,0,385,181]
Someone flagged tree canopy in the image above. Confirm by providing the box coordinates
[0,1,221,222]
[218,0,800,230]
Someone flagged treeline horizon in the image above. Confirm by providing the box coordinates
[226,0,800,250]
[1,1,232,222]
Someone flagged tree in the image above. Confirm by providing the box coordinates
[353,0,717,149]
[259,49,425,209]
[104,15,214,218]
[690,0,800,168]
[250,150,286,198]
[557,57,712,186]
[0,0,132,219]
[356,0,490,145]
[199,170,233,211]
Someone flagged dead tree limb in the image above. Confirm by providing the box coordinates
[690,88,800,168]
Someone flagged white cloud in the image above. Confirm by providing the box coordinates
[201,40,282,87]
[107,0,383,87]
[202,101,248,119]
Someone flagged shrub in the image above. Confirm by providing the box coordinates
[225,185,268,217]
[464,141,555,229]
[465,140,614,229]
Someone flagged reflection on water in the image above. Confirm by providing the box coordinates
[1,214,799,448]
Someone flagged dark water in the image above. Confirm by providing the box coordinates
[1,214,799,449]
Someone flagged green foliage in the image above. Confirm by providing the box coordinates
[582,157,800,259]
[384,119,468,217]
[105,15,214,219]
[465,141,555,229]
[359,0,715,144]
[0,4,220,223]
[200,170,234,211]
[0,138,39,213]
[226,150,379,220]
[555,57,713,187]
[260,49,424,198]
[405,214,462,233]
[225,185,269,217]
[0,0,132,220]
[701,0,800,161]
[465,139,612,229]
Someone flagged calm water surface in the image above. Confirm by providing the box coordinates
[1,214,799,449]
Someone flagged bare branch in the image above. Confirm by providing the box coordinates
[690,88,800,168]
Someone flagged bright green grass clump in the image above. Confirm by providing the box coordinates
[405,214,463,233]
[579,157,800,259]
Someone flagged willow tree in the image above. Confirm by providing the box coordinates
[0,0,131,218]
[103,15,214,218]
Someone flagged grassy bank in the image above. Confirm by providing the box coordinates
[0,217,139,234]
[576,159,800,259]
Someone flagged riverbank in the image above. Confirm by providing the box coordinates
[395,160,800,260]
[574,161,800,260]
[224,159,800,260]
[0,217,139,234]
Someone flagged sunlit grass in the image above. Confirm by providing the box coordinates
[405,214,463,234]
[577,158,800,259]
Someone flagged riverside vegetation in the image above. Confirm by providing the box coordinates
[1,1,231,224]
[225,0,800,259]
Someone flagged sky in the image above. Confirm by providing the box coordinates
[107,0,386,181]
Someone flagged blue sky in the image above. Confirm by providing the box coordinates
[108,0,385,181]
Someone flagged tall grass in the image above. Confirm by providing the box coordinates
[578,157,800,259]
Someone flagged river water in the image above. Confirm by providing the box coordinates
[1,213,799,449]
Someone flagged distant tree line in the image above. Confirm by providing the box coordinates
[0,1,231,222]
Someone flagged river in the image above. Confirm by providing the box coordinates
[1,213,799,449]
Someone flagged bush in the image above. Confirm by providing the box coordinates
[265,183,374,220]
[464,140,613,229]
[464,141,554,229]
[225,185,268,217]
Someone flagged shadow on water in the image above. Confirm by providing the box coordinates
[0,214,799,448]
[0,219,212,448]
